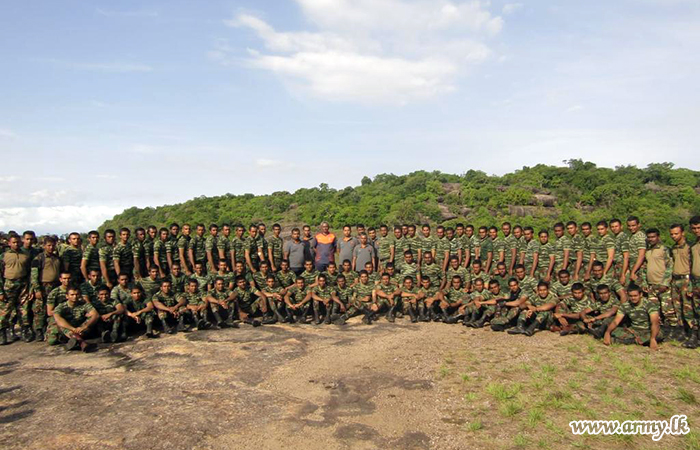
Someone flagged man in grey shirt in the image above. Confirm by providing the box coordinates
[283,228,306,275]
[352,233,376,272]
[337,225,357,267]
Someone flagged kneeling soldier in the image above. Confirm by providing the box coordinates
[92,285,125,343]
[123,287,157,338]
[152,280,189,334]
[553,282,591,336]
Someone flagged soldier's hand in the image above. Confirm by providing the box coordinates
[657,286,668,293]
[35,290,43,300]
[630,273,638,282]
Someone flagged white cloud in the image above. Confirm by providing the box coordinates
[224,1,502,104]
[502,3,524,15]
[0,176,19,182]
[0,205,124,234]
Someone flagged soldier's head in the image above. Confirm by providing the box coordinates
[295,277,306,289]
[627,216,641,234]
[187,279,198,294]
[406,224,415,237]
[302,225,311,237]
[393,226,403,239]
[273,223,282,236]
[209,224,218,236]
[86,230,99,246]
[248,224,257,238]
[119,227,130,243]
[403,276,414,289]
[596,284,611,302]
[473,278,484,291]
[435,225,445,239]
[553,222,564,238]
[456,223,465,236]
[131,286,143,301]
[317,274,327,288]
[221,224,230,237]
[690,216,700,238]
[646,228,660,246]
[304,260,314,272]
[591,261,604,278]
[359,232,368,244]
[66,287,80,306]
[235,276,248,289]
[359,270,369,284]
[280,260,290,272]
[215,277,225,291]
[572,283,585,300]
[502,222,511,236]
[196,224,205,237]
[465,225,474,237]
[22,230,36,248]
[422,224,431,237]
[424,252,434,264]
[472,259,482,272]
[146,267,157,280]
[446,228,455,239]
[537,281,549,298]
[508,278,520,293]
[514,264,525,279]
[259,260,269,273]
[104,229,116,245]
[478,227,487,239]
[489,279,501,295]
[69,232,81,246]
[448,255,458,268]
[169,223,180,237]
[496,262,506,276]
[258,223,266,236]
[379,224,388,237]
[523,227,534,241]
[581,222,592,237]
[342,259,352,272]
[385,262,395,276]
[669,224,685,243]
[401,224,408,236]
[381,272,391,286]
[118,273,129,287]
[558,270,570,285]
[488,227,498,240]
[159,228,169,241]
[368,227,377,240]
[147,225,157,239]
[266,275,276,288]
[135,228,146,242]
[194,262,204,275]
[235,261,245,273]
[171,263,181,276]
[337,274,347,288]
[513,225,523,239]
[421,276,431,289]
[236,225,245,238]
[627,285,643,304]
[59,272,71,287]
[89,269,100,284]
[610,218,622,235]
[327,262,337,274]
[403,250,414,264]
[7,235,19,251]
[291,227,301,240]
[566,221,578,237]
[43,236,56,254]
[97,286,110,303]
[596,221,608,236]
[538,230,549,244]
[182,224,191,236]
[218,260,228,272]
[364,261,373,274]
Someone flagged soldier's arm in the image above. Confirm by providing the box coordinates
[100,260,112,286]
[178,247,188,272]
[80,256,89,281]
[166,246,175,272]
[206,249,215,272]
[498,249,505,264]
[563,248,570,271]
[441,250,450,272]
[603,248,615,275]
[463,250,470,269]
[603,313,625,345]
[573,250,583,279]
[245,249,256,273]
[151,298,169,312]
[299,291,314,306]
[53,312,75,332]
[508,247,516,273]
[114,253,122,277]
[267,245,275,269]
[546,255,555,280]
[530,252,539,277]
[188,247,196,270]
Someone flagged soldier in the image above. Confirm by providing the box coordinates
[330,274,352,324]
[208,259,235,291]
[25,236,61,341]
[132,227,148,279]
[231,276,264,326]
[99,229,117,288]
[627,216,647,285]
[257,223,270,266]
[113,228,133,281]
[300,259,319,288]
[513,264,538,298]
[47,286,98,351]
[604,285,663,350]
[244,224,263,273]
[508,281,557,336]
[205,277,237,327]
[446,228,462,268]
[522,227,537,274]
[553,282,590,335]
[392,226,406,267]
[152,279,189,334]
[418,276,444,321]
[253,260,275,293]
[552,222,572,275]
[136,266,162,301]
[267,223,284,272]
[176,224,192,274]
[580,284,621,338]
[565,221,585,280]
[0,235,31,345]
[455,223,471,268]
[376,224,393,271]
[502,222,518,275]
[580,221,596,280]
[260,275,287,323]
[419,224,437,266]
[189,224,207,272]
[339,259,358,287]
[80,230,100,283]
[373,272,400,322]
[92,285,125,343]
[168,262,186,295]
[466,224,480,265]
[353,270,376,324]
[276,259,297,289]
[440,275,470,324]
[513,225,526,269]
[61,232,83,283]
[399,276,421,323]
[123,285,157,338]
[645,228,679,340]
[445,256,470,290]
[145,225,158,271]
[153,228,170,278]
[284,277,313,323]
[230,225,246,268]
[478,226,493,274]
[490,226,505,272]
[550,269,573,303]
[398,250,418,285]
[80,269,102,304]
[587,261,627,304]
[532,230,555,282]
[309,274,336,324]
[491,262,510,294]
[490,278,529,332]
[218,224,232,270]
[469,259,487,290]
[180,279,210,329]
[591,220,616,277]
[465,279,505,328]
[419,251,442,287]
[352,233,376,272]
[670,223,694,346]
[686,216,700,348]
[205,224,220,273]
[609,218,630,282]
[110,273,132,309]
[321,261,339,287]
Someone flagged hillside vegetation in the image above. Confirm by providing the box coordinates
[101,160,700,235]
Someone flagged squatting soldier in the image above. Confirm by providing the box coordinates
[0,235,31,345]
[445,256,470,290]
[209,260,235,291]
[310,274,336,324]
[284,277,312,323]
[261,275,287,323]
[276,260,297,288]
[587,261,627,304]
[123,286,157,338]
[553,282,591,335]
[232,276,264,326]
[418,276,443,321]
[205,277,237,327]
[508,282,557,336]
[580,284,620,338]
[92,285,125,343]
[644,228,679,339]
[180,279,210,329]
[25,236,61,342]
[152,280,189,334]
[604,285,663,351]
[373,272,400,322]
[330,275,352,324]
[399,276,421,323]
[465,280,505,328]
[353,270,376,324]
[441,276,470,324]
[462,278,491,326]
[170,263,187,294]
[551,270,574,302]
[47,286,98,351]
[490,278,529,332]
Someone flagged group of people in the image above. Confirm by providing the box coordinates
[1,215,699,352]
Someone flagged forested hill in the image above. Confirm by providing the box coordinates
[101,161,700,233]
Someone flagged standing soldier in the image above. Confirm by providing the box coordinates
[580,222,596,280]
[669,223,696,348]
[532,230,555,282]
[267,223,284,272]
[434,226,450,272]
[25,236,61,342]
[244,224,264,273]
[376,225,394,271]
[489,226,504,273]
[61,232,83,283]
[81,230,100,282]
[144,225,157,272]
[522,227,537,274]
[218,224,232,270]
[99,229,117,289]
[455,224,471,268]
[176,224,192,275]
[627,216,647,285]
[113,228,134,281]
[477,227,493,274]
[565,221,584,280]
[687,216,700,348]
[502,222,517,275]
[189,224,207,273]
[205,224,220,273]
[552,222,572,275]
[132,227,147,279]
[153,228,170,278]
[609,218,630,283]
[591,221,616,277]
[0,235,31,344]
[466,225,480,265]
[645,228,679,340]
[230,225,246,268]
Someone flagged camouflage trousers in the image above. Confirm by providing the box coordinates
[158,307,191,323]
[674,277,698,329]
[611,326,665,345]
[647,284,678,327]
[47,319,95,345]
[0,279,28,330]
[21,283,56,331]
[465,303,496,318]
[125,311,155,328]
[517,310,553,328]
[556,304,586,331]
[490,306,520,327]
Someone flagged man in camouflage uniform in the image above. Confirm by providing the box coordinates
[144,225,157,271]
[445,256,470,290]
[180,279,210,329]
[565,221,585,280]
[137,266,162,301]
[267,223,284,272]
[508,282,557,336]
[205,224,220,273]
[644,228,680,340]
[309,274,336,324]
[684,217,700,348]
[490,226,505,273]
[533,230,555,282]
[522,227,537,275]
[232,276,264,326]
[581,284,621,339]
[190,262,211,295]
[170,262,187,295]
[419,251,443,288]
[604,285,663,350]
[260,274,287,323]
[284,277,313,323]
[455,224,471,268]
[153,228,170,277]
[113,228,134,281]
[61,232,83,283]
[398,250,418,286]
[81,230,100,284]
[229,225,246,268]
[553,282,591,335]
[123,285,157,338]
[513,264,538,298]
[550,269,574,304]
[375,225,393,271]
[99,229,117,289]
[466,225,480,266]
[25,236,61,341]
[609,218,630,282]
[580,222,597,280]
[552,222,572,275]
[353,270,377,324]
[373,272,400,322]
[434,226,450,271]
[465,279,505,328]
[276,260,297,289]
[445,228,462,269]
[92,285,125,343]
[491,262,510,294]
[586,261,627,304]
[209,259,235,291]
[478,227,493,274]
[440,275,470,324]
[513,225,526,268]
[340,259,358,287]
[592,220,617,277]
[469,259,488,290]
[152,279,190,334]
[330,274,352,324]
[189,224,207,272]
[218,224,232,270]
[176,224,192,274]
[0,235,31,344]
[205,277,237,327]
[490,278,529,332]
[132,227,147,279]
[502,222,518,275]
[244,224,264,273]
[626,216,647,286]
[418,276,443,322]
[300,259,319,288]
[399,276,422,323]
[80,269,102,304]
[321,261,339,287]
[47,286,98,351]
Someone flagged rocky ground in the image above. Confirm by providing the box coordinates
[1,318,699,450]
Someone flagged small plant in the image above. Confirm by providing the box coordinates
[464,419,483,432]
[678,387,697,405]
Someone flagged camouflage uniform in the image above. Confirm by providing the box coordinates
[688,240,700,330]
[207,288,234,315]
[515,275,538,298]
[231,236,246,264]
[419,235,437,263]
[47,301,95,345]
[311,285,335,316]
[645,242,675,326]
[176,234,191,270]
[208,272,235,290]
[122,294,155,328]
[556,296,592,331]
[446,266,471,287]
[113,241,134,279]
[523,239,539,275]
[447,237,462,262]
[132,239,146,279]
[464,288,494,317]
[612,231,630,279]
[99,243,117,283]
[267,235,284,270]
[611,298,663,345]
[153,290,188,324]
[334,285,355,315]
[593,234,616,272]
[586,274,624,302]
[435,237,450,268]
[535,242,555,280]
[92,295,123,335]
[491,237,505,269]
[190,273,210,294]
[516,292,557,329]
[171,273,187,295]
[262,285,286,314]
[569,234,585,277]
[585,295,621,332]
[60,245,83,282]
[300,269,319,287]
[26,250,61,332]
[136,276,161,301]
[671,240,692,328]
[255,235,268,264]
[479,237,493,265]
[321,270,338,287]
[376,235,394,267]
[469,270,488,289]
[553,235,573,273]
[82,243,100,274]
[205,235,220,268]
[420,262,443,287]
[80,280,101,304]
[340,270,358,286]
[353,281,375,308]
[551,281,573,301]
[627,230,647,282]
[491,273,510,295]
[190,235,207,267]
[490,289,525,329]
[399,262,418,284]
[143,237,155,269]
[234,285,262,315]
[1,248,31,331]
[243,236,260,270]
[153,239,169,274]
[252,271,274,290]
[504,234,518,271]
[276,270,297,288]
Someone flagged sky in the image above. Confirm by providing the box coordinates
[1,0,699,234]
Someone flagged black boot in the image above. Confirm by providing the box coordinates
[508,319,527,335]
[524,320,539,337]
[335,314,348,325]
[262,311,277,325]
[440,307,450,323]
[671,326,687,342]
[491,322,506,332]
[361,307,373,325]
[146,321,157,338]
[274,308,286,323]
[35,328,45,342]
[66,337,80,351]
[588,324,605,339]
[101,329,112,343]
[163,320,176,334]
[418,304,429,322]
[385,305,395,323]
[408,305,418,323]
[177,315,189,332]
[472,315,488,328]
[22,327,35,343]
[463,311,476,327]
[683,329,699,349]
[0,329,8,345]
[300,304,312,324]
[313,306,321,325]
[111,322,120,341]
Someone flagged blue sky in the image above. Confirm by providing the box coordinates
[1,0,698,233]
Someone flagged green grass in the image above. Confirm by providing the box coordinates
[678,387,697,405]
[674,365,700,384]
[459,372,470,382]
[464,392,477,402]
[527,408,544,427]
[500,400,523,417]
[514,432,529,447]
[486,382,521,401]
[438,364,450,378]
[464,419,483,432]
[684,430,700,450]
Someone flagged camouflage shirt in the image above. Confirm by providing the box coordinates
[593,234,616,266]
[231,236,246,263]
[586,275,624,301]
[300,269,319,286]
[618,298,658,331]
[267,236,284,262]
[47,286,68,308]
[376,235,394,261]
[171,273,187,294]
[399,262,418,283]
[113,241,134,271]
[153,239,168,268]
[529,292,557,308]
[99,244,115,272]
[176,235,191,262]
[190,235,207,262]
[110,285,132,305]
[205,235,220,264]
[560,296,592,314]
[613,231,630,265]
[79,281,101,303]
[179,291,204,306]
[136,276,161,300]
[420,262,443,286]
[446,266,470,286]
[435,237,450,264]
[354,281,374,301]
[190,273,210,294]
[553,235,573,270]
[551,281,573,300]
[234,286,260,307]
[286,285,310,304]
[311,285,334,300]
[152,291,179,307]
[628,230,647,269]
[207,288,232,303]
[82,243,100,272]
[60,245,82,277]
[537,242,555,271]
[276,270,297,288]
[54,301,94,326]
[444,287,470,305]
